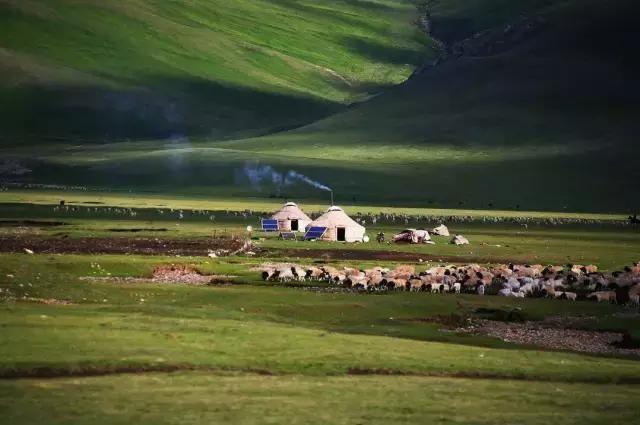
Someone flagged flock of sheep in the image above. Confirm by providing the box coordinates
[43,199,637,228]
[260,261,640,307]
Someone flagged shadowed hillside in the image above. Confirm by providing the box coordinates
[0,0,429,143]
[212,0,640,211]
[1,0,638,211]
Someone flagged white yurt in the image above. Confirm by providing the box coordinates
[306,206,366,242]
[271,202,312,232]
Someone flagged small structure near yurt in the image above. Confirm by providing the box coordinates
[450,234,470,245]
[393,229,434,244]
[431,224,450,237]
[264,202,312,232]
[305,206,366,242]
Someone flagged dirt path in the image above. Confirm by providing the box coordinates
[0,236,245,256]
[3,363,640,384]
[0,235,519,263]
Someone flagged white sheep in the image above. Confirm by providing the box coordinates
[587,291,616,303]
[261,267,276,281]
[505,278,520,290]
[498,288,512,297]
[277,267,294,282]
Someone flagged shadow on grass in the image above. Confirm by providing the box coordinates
[343,36,425,65]
[0,77,341,144]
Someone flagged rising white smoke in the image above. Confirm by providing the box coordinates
[285,170,331,191]
[242,162,331,192]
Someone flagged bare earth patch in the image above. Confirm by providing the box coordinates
[22,297,73,305]
[0,236,248,256]
[458,318,640,357]
[83,264,236,285]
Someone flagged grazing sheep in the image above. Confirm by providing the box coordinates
[571,264,585,275]
[332,273,347,285]
[542,287,561,299]
[292,266,307,282]
[261,268,276,281]
[588,291,616,303]
[498,288,512,297]
[392,278,408,291]
[519,283,535,296]
[409,279,423,292]
[367,273,384,288]
[584,264,598,274]
[305,266,323,280]
[548,265,564,274]
[393,265,416,277]
[258,261,639,306]
[505,277,520,290]
[350,274,369,289]
[276,267,294,282]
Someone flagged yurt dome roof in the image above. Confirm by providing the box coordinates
[271,201,311,221]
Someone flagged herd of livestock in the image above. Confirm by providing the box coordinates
[260,261,640,307]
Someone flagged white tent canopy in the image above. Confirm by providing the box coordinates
[307,206,366,242]
[271,202,312,231]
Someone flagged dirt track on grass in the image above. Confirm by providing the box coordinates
[3,364,640,384]
[0,236,245,256]
[0,236,517,263]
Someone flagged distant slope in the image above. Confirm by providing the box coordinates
[210,0,640,211]
[2,0,639,212]
[0,0,430,142]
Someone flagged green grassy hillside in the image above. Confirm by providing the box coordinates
[0,0,429,142]
[211,0,640,211]
[1,0,638,212]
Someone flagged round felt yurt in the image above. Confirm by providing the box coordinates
[306,206,366,242]
[271,202,312,232]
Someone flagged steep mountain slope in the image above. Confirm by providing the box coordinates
[0,0,429,142]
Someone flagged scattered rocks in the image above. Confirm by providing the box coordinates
[431,224,450,237]
[23,297,72,305]
[450,234,469,245]
[151,264,212,283]
[458,318,640,357]
[82,264,237,286]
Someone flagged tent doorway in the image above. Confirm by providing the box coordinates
[337,227,346,241]
[291,220,299,231]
